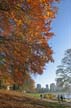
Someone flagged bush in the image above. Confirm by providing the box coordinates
[44,93,56,100]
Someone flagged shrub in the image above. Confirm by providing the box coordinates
[44,93,56,100]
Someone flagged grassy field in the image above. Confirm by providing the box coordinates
[26,93,40,98]
[0,90,71,108]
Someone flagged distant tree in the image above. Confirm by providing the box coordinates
[0,0,59,84]
[56,49,71,91]
[21,76,35,92]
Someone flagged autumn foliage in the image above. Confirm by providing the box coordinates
[0,0,59,84]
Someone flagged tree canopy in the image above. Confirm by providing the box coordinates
[0,0,59,85]
[56,49,71,91]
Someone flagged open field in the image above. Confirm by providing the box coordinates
[0,90,71,108]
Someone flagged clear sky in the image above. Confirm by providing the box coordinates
[33,0,71,88]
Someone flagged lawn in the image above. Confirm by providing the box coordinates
[26,93,40,98]
[0,90,70,108]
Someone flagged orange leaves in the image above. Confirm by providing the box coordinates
[11,11,15,19]
[0,0,58,36]
[0,0,59,84]
[40,0,49,3]
[14,19,22,26]
[46,11,55,18]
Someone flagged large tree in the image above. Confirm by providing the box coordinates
[56,49,71,91]
[0,0,59,84]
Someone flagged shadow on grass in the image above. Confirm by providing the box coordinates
[30,100,69,108]
[0,90,70,108]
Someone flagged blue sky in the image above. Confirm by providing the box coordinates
[33,0,71,88]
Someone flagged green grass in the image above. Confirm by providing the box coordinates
[26,93,40,98]
[25,93,71,108]
[0,90,70,108]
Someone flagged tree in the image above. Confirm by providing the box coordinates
[21,76,35,92]
[0,0,59,84]
[56,49,71,91]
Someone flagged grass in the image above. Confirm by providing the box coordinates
[0,89,71,108]
[26,93,40,98]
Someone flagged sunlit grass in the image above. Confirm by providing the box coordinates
[0,90,70,108]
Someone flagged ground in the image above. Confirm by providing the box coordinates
[0,90,71,108]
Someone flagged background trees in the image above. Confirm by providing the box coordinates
[0,0,59,85]
[56,49,71,92]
